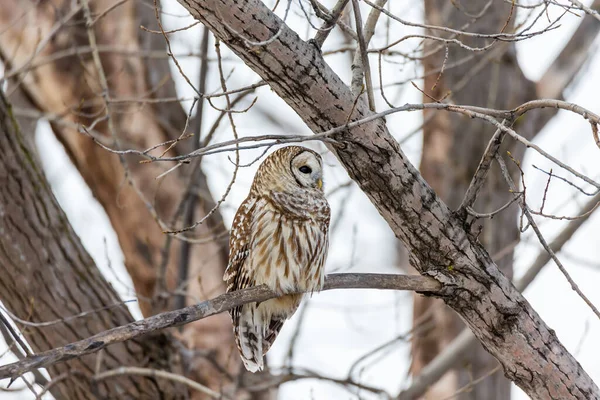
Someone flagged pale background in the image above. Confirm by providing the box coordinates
[1,0,599,398]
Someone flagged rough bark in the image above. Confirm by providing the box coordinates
[416,3,535,398]
[0,89,186,398]
[0,1,239,397]
[4,81,39,152]
[175,0,599,398]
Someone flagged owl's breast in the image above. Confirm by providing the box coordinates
[251,208,327,295]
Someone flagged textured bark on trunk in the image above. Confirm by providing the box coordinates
[415,2,538,398]
[0,89,186,398]
[0,0,242,397]
[175,0,599,398]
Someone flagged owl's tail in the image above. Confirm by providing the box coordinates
[235,307,264,373]
[234,306,289,373]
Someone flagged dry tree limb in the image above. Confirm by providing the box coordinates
[457,122,508,216]
[0,274,440,382]
[399,189,600,399]
[88,98,600,164]
[349,0,381,110]
[312,0,354,46]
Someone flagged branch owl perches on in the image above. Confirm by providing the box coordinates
[224,146,330,372]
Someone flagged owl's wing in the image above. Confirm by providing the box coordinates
[224,196,257,337]
[223,195,256,286]
[262,317,286,354]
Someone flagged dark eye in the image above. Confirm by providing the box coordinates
[299,166,312,174]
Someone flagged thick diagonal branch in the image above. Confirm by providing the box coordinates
[399,189,600,399]
[175,1,599,398]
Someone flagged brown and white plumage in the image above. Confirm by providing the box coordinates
[224,146,330,372]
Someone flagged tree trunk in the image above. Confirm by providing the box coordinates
[175,0,600,398]
[0,0,243,397]
[415,2,538,398]
[0,89,187,398]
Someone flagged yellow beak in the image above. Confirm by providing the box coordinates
[317,178,323,190]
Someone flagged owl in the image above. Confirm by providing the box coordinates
[224,146,330,372]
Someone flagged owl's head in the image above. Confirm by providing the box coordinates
[252,146,324,194]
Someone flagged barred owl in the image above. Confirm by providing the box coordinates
[224,146,330,372]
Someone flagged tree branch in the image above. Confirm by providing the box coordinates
[534,0,600,129]
[349,0,378,110]
[399,189,600,399]
[312,0,353,47]
[0,274,440,381]
[456,122,508,217]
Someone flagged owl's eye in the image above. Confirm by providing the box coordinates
[299,166,312,174]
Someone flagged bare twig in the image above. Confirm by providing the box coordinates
[86,99,600,166]
[165,39,242,236]
[90,0,129,25]
[477,105,600,190]
[515,191,600,291]
[284,301,311,366]
[397,329,475,400]
[0,314,30,357]
[0,301,136,328]
[0,318,48,389]
[140,21,201,34]
[465,195,522,219]
[364,0,544,41]
[592,122,600,149]
[248,366,392,397]
[439,366,501,400]
[497,154,600,320]
[80,0,171,236]
[152,0,201,96]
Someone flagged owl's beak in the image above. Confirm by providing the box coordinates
[316,178,323,190]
